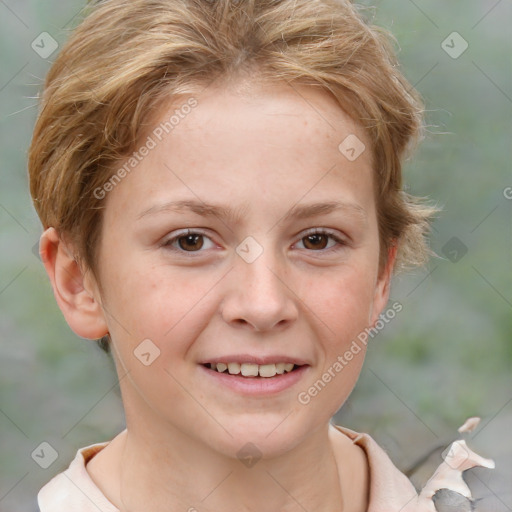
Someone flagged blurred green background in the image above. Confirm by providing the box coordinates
[0,1,510,510]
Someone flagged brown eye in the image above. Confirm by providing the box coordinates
[296,229,347,253]
[163,230,215,254]
[177,234,204,251]
[302,233,329,250]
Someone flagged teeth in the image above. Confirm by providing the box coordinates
[216,363,228,373]
[209,362,297,377]
[227,362,241,375]
[259,364,277,378]
[241,363,259,377]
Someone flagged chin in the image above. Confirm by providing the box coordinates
[202,412,320,461]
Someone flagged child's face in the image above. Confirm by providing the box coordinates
[90,81,393,457]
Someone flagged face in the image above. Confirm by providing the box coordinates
[90,81,393,458]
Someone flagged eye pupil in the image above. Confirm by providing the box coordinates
[304,234,328,250]
[178,234,204,251]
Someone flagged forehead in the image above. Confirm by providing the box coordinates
[104,80,376,224]
[162,80,368,161]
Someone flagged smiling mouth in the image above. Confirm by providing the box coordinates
[203,362,304,378]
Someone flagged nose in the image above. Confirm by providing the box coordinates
[220,247,299,332]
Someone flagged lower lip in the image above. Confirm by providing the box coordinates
[199,364,310,396]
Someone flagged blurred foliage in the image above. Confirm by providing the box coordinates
[0,0,510,509]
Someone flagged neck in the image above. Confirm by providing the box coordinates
[114,420,344,512]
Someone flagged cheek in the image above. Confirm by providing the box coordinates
[304,265,377,340]
[297,270,375,417]
[102,261,218,354]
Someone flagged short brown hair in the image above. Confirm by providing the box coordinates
[29,0,438,348]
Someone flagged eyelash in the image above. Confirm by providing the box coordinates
[161,228,348,256]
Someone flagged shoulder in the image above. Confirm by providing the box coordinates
[37,439,120,512]
[331,424,420,512]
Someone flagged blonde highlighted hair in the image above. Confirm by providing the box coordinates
[29,0,438,329]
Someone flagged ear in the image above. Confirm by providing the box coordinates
[369,243,397,326]
[39,227,109,339]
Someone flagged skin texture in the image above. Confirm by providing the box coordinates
[40,80,396,511]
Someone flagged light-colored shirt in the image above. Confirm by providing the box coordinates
[37,425,421,511]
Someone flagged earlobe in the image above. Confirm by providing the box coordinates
[39,227,109,340]
[369,243,397,326]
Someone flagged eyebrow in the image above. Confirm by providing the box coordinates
[136,199,367,224]
[283,200,367,223]
[137,199,249,225]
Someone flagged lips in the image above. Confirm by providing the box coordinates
[199,361,310,395]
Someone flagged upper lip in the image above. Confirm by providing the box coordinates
[199,354,310,366]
